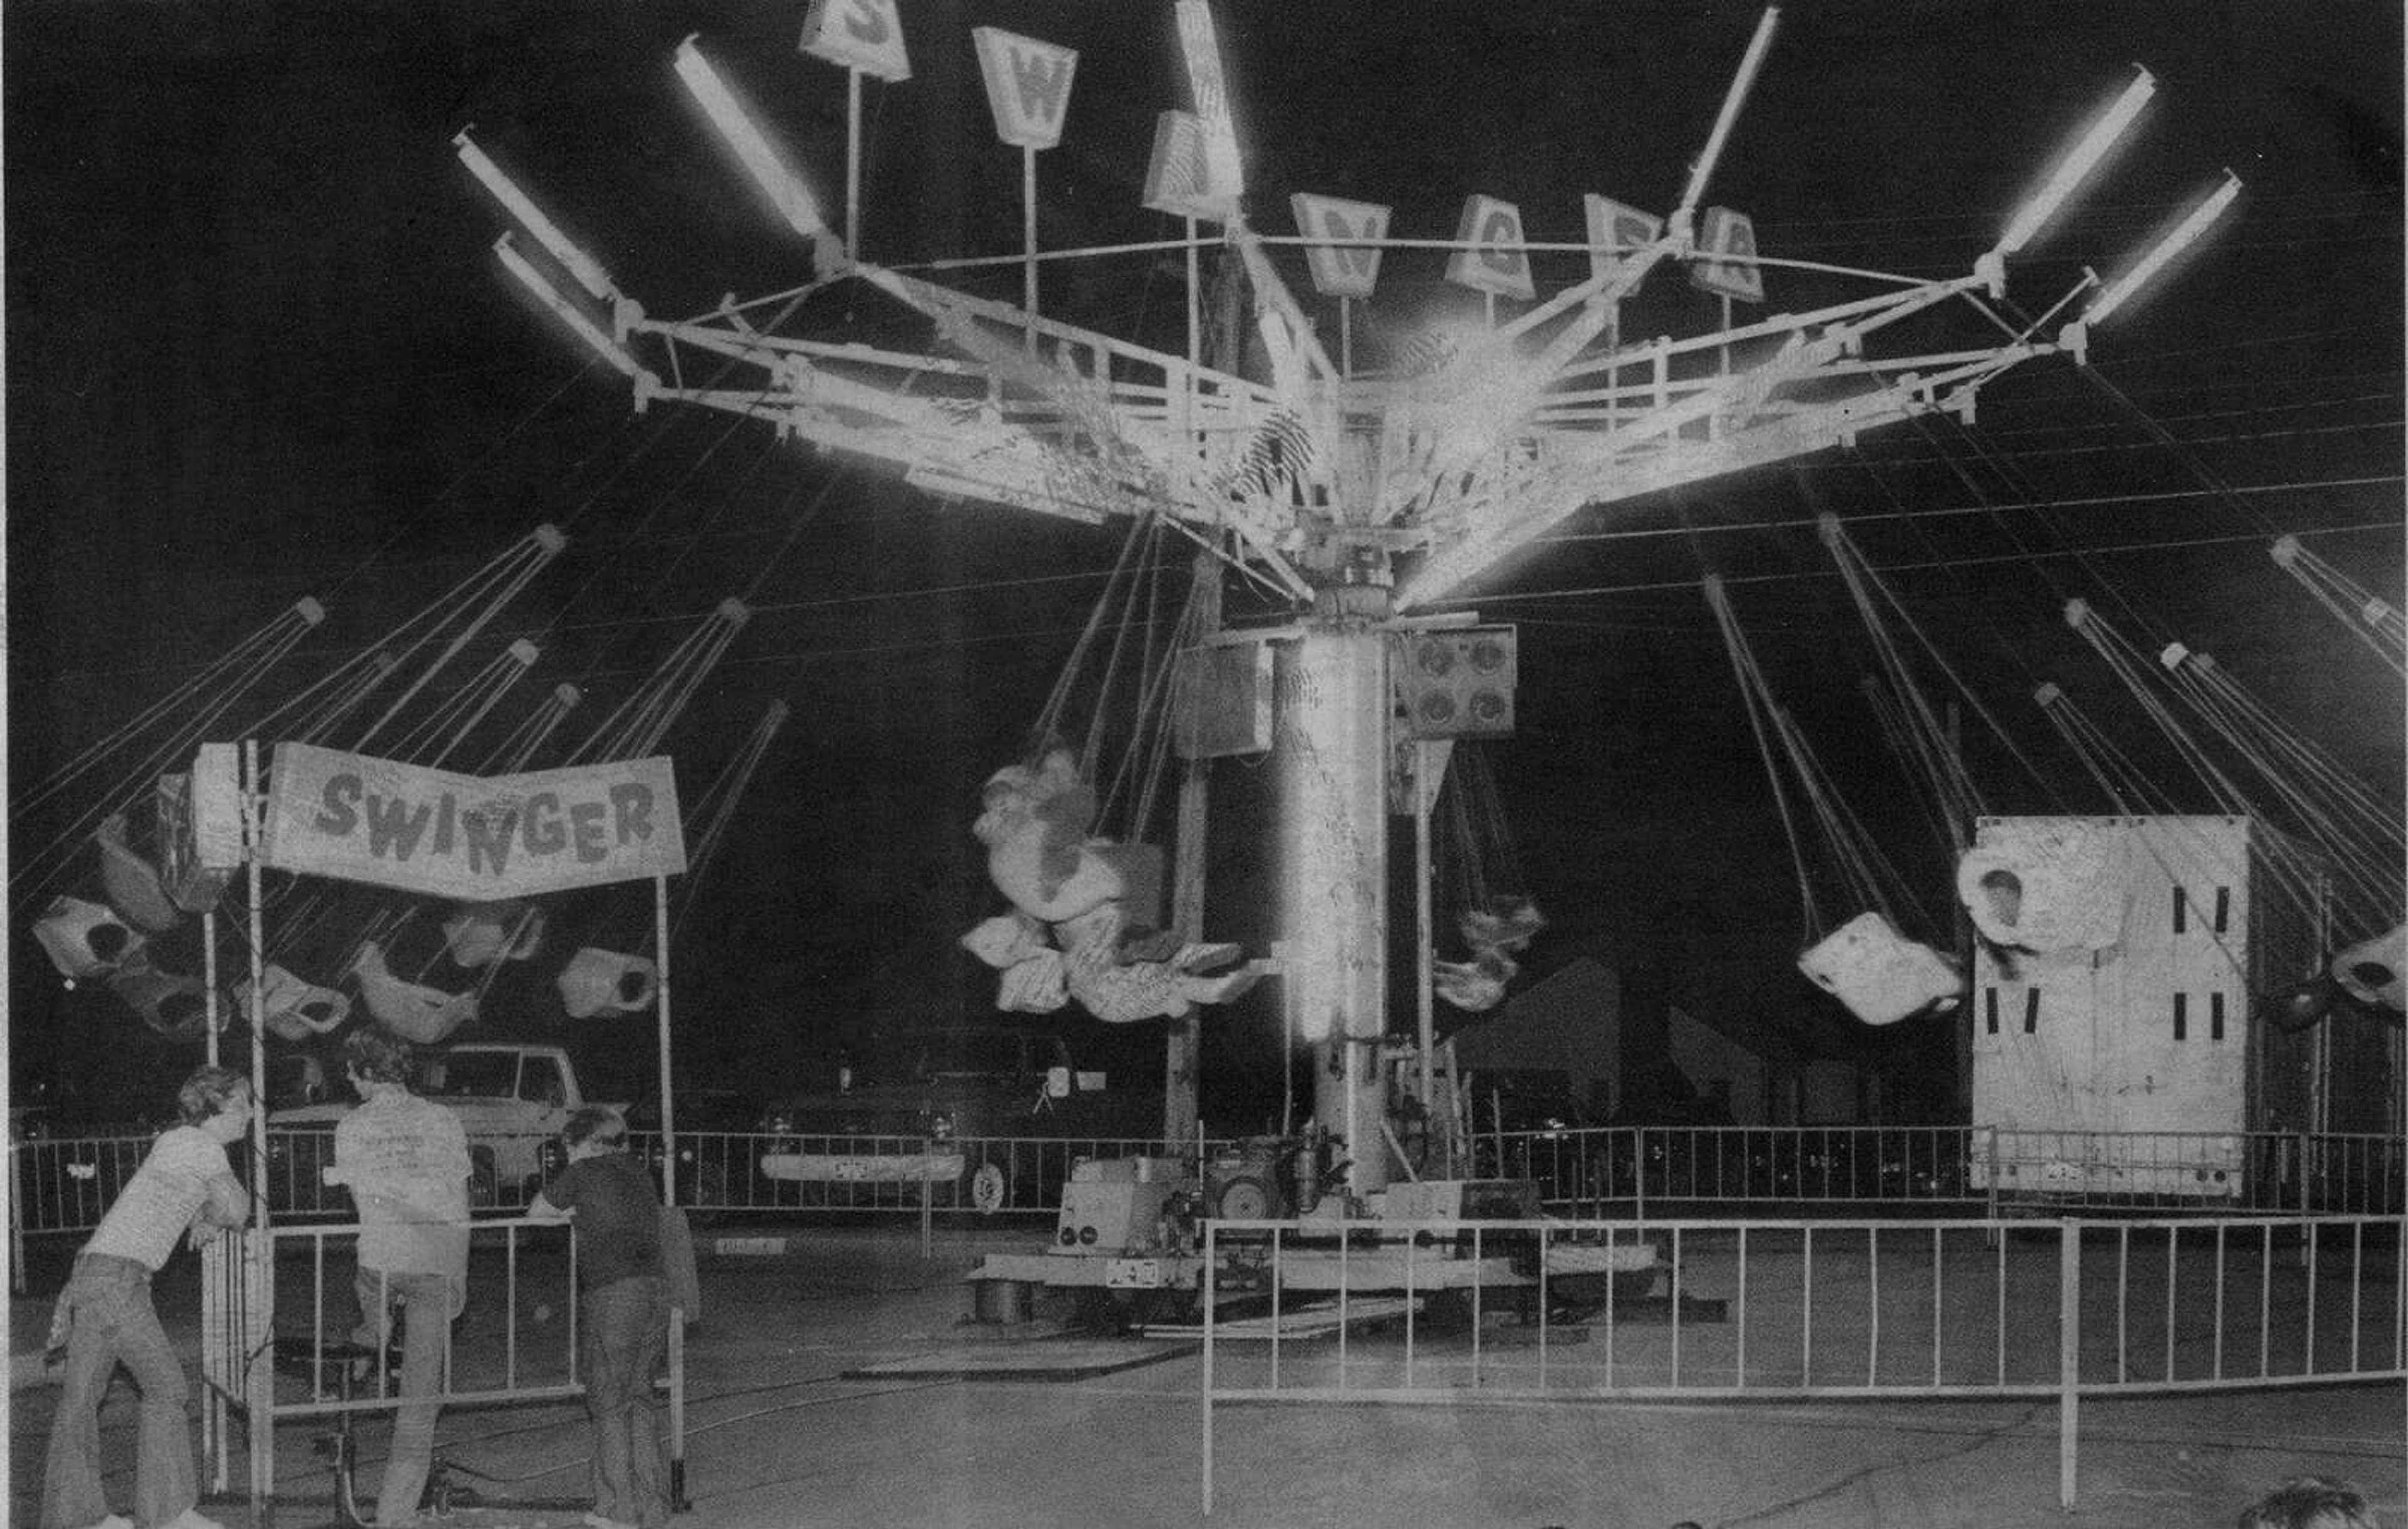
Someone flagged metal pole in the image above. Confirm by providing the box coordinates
[656,875,676,1207]
[2058,1218,2081,1510]
[846,68,863,263]
[203,909,219,1067]
[1023,145,1039,347]
[1415,740,1435,1141]
[243,739,274,1513]
[1200,1221,1217,1515]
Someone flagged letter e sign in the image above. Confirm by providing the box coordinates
[973,28,1077,149]
[800,0,911,83]
[1445,194,1534,300]
[1687,206,1765,304]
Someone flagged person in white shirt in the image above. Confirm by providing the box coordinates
[326,1029,470,1529]
[40,1064,251,1529]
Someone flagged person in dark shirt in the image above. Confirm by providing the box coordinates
[531,1108,668,1529]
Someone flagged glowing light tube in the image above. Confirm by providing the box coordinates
[454,132,617,302]
[674,36,828,243]
[2084,171,2241,324]
[1995,65,2155,257]
[495,233,645,379]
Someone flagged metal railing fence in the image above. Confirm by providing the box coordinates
[197,1215,689,1518]
[13,1124,2401,1250]
[1198,1212,2407,1514]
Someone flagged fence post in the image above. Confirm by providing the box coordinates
[2296,1130,2313,1268]
[921,1140,936,1261]
[1632,1129,1646,1222]
[1200,1220,1217,1516]
[9,1143,26,1296]
[2057,1218,2081,1510]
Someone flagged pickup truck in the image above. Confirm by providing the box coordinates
[265,1042,626,1215]
[757,1026,1163,1212]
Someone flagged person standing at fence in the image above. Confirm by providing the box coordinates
[40,1064,252,1529]
[327,1029,470,1529]
[530,1106,672,1529]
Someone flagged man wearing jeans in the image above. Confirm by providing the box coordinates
[41,1065,252,1529]
[531,1106,670,1529]
[328,1029,470,1529]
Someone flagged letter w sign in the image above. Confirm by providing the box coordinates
[974,28,1078,150]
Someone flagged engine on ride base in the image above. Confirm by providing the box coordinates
[1051,1155,1196,1257]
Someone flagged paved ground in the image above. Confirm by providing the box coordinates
[9,1222,2403,1529]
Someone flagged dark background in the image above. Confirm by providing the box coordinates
[8,1,2400,1129]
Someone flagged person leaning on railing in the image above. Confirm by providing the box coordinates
[40,1064,252,1529]
[324,1028,471,1529]
[530,1106,672,1529]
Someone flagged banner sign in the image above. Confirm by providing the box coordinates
[1289,193,1391,298]
[263,743,686,899]
[973,28,1077,149]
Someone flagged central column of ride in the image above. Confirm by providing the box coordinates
[1282,581,1393,1197]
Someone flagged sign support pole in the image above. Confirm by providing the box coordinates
[1023,145,1040,348]
[846,67,865,264]
[655,873,676,1205]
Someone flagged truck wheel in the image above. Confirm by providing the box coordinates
[969,1162,1008,1215]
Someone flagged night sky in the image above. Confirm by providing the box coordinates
[7,1,2401,1128]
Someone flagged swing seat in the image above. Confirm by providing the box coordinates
[442,902,546,967]
[1957,822,2131,955]
[556,947,657,1019]
[2333,923,2405,1011]
[352,941,478,1045]
[1798,911,1959,1027]
[95,813,183,933]
[245,964,352,1041]
[33,895,146,981]
[107,953,219,1041]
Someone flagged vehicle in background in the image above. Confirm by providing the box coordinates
[757,1025,1163,1210]
[265,1041,623,1214]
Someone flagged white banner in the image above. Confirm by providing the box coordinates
[263,743,685,899]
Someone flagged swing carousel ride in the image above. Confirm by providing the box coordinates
[442,0,2296,1205]
[13,3,2399,1266]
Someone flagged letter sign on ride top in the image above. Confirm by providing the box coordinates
[261,742,687,899]
[1687,204,1765,303]
[800,0,911,83]
[1583,193,1663,290]
[1289,193,1391,299]
[1142,110,1220,221]
[972,28,1077,150]
[1173,0,1244,215]
[1444,194,1535,300]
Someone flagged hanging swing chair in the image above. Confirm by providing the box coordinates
[442,901,547,967]
[243,963,354,1042]
[95,812,184,934]
[107,952,218,1042]
[33,894,147,982]
[556,946,658,1020]
[959,517,1258,1024]
[351,939,480,1045]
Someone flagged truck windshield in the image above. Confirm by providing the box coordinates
[424,1053,517,1099]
